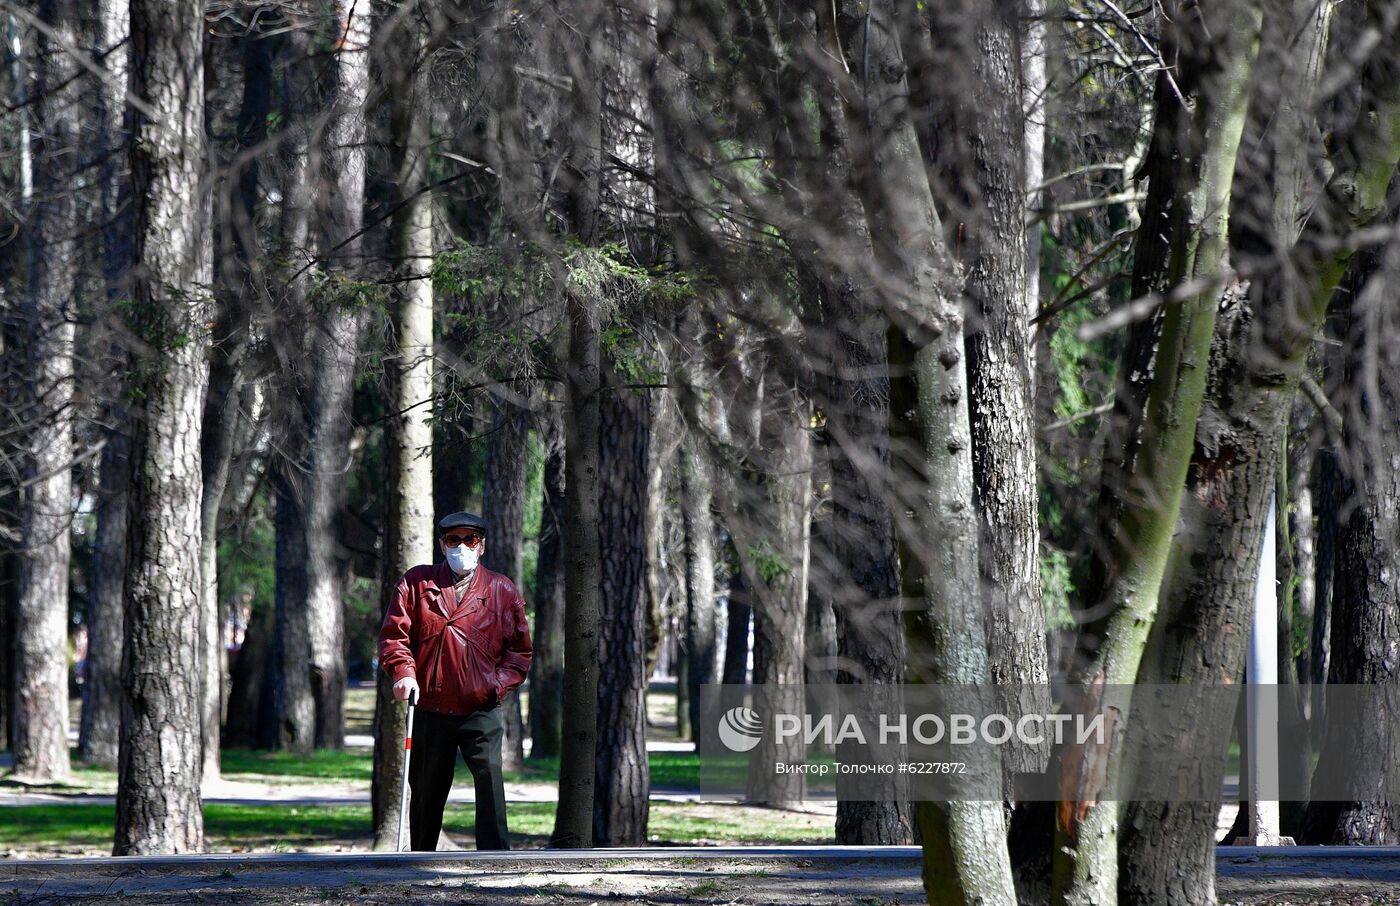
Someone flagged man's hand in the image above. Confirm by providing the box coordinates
[393,676,419,703]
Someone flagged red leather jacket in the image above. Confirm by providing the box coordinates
[379,561,533,716]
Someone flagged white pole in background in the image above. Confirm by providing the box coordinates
[1238,493,1288,845]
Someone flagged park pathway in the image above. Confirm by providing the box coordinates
[5,845,1400,904]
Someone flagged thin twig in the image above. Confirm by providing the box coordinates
[1098,0,1189,107]
[1299,373,1344,437]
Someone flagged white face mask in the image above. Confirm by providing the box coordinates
[445,543,479,575]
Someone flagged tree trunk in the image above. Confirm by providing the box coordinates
[370,4,435,849]
[677,353,718,746]
[549,0,605,848]
[648,4,722,749]
[81,420,127,770]
[593,369,652,846]
[1311,446,1340,689]
[116,0,210,855]
[478,0,553,767]
[551,281,603,847]
[272,463,313,753]
[1,553,14,752]
[643,392,673,684]
[1304,237,1400,846]
[79,0,132,774]
[484,389,531,770]
[1121,0,1400,892]
[1290,428,1318,705]
[526,412,565,759]
[200,16,272,781]
[1276,438,1311,838]
[303,327,361,753]
[1053,3,1260,901]
[721,573,751,687]
[14,0,79,785]
[773,5,911,840]
[803,521,836,690]
[433,375,480,516]
[1308,454,1400,842]
[759,400,812,798]
[270,21,320,756]
[223,593,274,747]
[840,0,1015,897]
[928,0,1049,776]
[306,0,373,752]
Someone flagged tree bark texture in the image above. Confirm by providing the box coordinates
[116,0,210,855]
[552,284,603,847]
[272,461,313,753]
[550,0,605,848]
[526,412,566,759]
[15,0,79,785]
[484,389,531,769]
[643,389,674,685]
[593,373,652,846]
[1304,234,1400,846]
[371,6,435,849]
[926,0,1049,777]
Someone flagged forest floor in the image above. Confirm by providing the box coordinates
[5,847,1400,905]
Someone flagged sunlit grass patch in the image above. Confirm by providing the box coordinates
[454,801,833,846]
[0,798,833,853]
[220,749,375,782]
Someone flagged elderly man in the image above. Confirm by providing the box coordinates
[380,511,533,851]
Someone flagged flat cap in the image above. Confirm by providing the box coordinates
[437,511,488,535]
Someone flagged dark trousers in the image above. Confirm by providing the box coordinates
[408,705,510,851]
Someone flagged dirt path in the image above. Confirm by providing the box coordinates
[6,848,919,905]
[6,846,1400,905]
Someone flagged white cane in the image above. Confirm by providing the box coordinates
[396,687,417,852]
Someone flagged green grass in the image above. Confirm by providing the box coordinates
[484,802,831,845]
[0,804,368,850]
[220,749,376,782]
[0,804,114,847]
[514,751,699,789]
[0,801,834,851]
[211,748,699,790]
